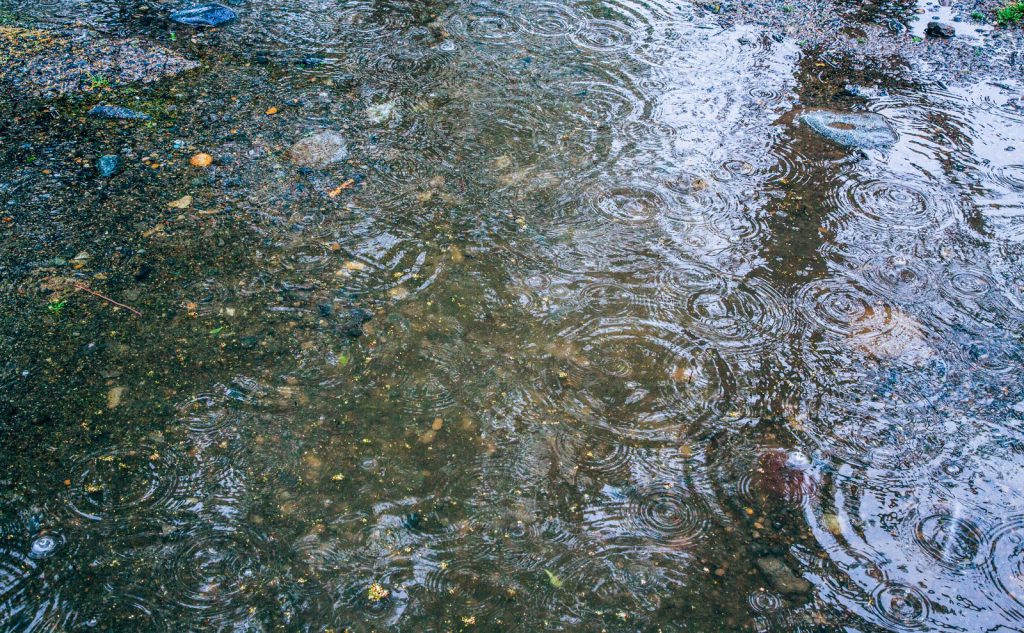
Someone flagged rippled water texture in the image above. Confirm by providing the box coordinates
[2,0,1024,630]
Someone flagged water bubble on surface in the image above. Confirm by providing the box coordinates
[29,534,59,559]
[747,589,784,614]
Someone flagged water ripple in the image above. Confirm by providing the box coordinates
[65,444,186,522]
[984,516,1024,622]
[870,582,932,632]
[570,19,636,54]
[677,276,793,351]
[556,317,735,440]
[161,527,276,628]
[829,177,936,232]
[913,512,983,570]
[518,2,584,37]
[627,484,712,546]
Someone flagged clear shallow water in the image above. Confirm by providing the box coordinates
[1,0,1024,630]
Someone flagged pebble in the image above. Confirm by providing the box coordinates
[97,155,123,177]
[107,386,126,409]
[849,306,932,362]
[341,308,373,338]
[189,153,213,168]
[170,3,238,27]
[366,101,398,125]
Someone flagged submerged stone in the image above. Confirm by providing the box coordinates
[756,557,812,596]
[97,154,123,177]
[925,22,955,38]
[341,308,373,338]
[170,4,238,27]
[848,305,933,362]
[800,110,897,149]
[89,105,151,120]
[288,131,349,168]
[366,101,399,125]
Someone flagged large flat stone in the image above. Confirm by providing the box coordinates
[170,4,238,27]
[0,27,197,98]
[800,110,897,149]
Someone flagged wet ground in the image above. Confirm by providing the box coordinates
[1,0,1024,630]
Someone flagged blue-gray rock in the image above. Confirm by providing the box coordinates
[800,110,897,149]
[97,155,123,177]
[170,3,237,27]
[88,105,151,120]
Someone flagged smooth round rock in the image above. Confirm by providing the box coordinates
[288,131,349,168]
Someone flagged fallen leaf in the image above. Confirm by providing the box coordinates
[328,179,356,197]
[142,224,166,238]
[168,195,192,209]
[544,569,564,589]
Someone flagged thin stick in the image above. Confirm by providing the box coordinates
[72,283,142,317]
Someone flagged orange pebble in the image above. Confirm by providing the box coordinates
[266,106,279,115]
[189,153,213,168]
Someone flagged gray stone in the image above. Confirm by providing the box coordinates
[756,557,812,596]
[97,155,123,177]
[288,131,349,168]
[88,105,151,121]
[170,4,238,27]
[925,22,955,38]
[800,110,897,149]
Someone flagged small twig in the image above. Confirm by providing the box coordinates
[72,283,142,317]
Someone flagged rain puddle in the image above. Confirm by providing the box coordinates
[1,0,1023,630]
